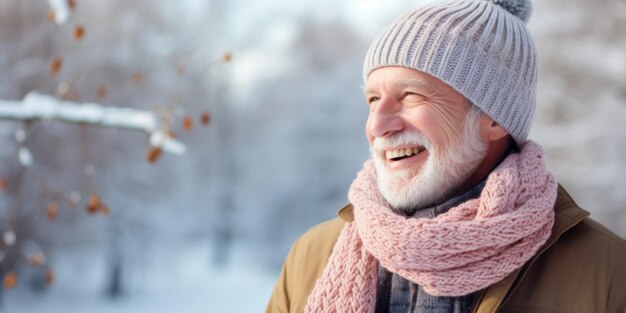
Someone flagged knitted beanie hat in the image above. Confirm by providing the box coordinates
[363,0,537,144]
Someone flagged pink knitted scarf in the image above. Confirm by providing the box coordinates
[305,141,557,313]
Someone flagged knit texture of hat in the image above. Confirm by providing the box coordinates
[363,0,538,144]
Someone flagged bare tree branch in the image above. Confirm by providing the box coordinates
[0,92,185,155]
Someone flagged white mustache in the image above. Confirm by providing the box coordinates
[372,131,432,152]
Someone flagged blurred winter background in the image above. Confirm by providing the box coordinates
[0,0,623,312]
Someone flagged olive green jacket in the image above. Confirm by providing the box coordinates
[266,186,626,313]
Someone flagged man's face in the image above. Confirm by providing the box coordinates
[364,66,488,211]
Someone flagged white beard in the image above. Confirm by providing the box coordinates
[371,108,488,212]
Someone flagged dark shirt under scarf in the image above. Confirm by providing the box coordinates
[375,181,486,313]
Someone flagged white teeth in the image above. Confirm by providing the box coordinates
[386,147,422,160]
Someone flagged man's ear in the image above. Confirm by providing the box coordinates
[481,115,509,142]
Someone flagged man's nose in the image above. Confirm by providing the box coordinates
[367,98,403,138]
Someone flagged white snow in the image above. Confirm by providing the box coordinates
[150,131,186,155]
[3,230,17,246]
[18,146,33,167]
[48,0,70,25]
[3,243,277,313]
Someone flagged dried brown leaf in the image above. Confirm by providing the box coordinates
[183,116,193,131]
[47,9,55,22]
[45,269,54,286]
[200,112,211,126]
[47,201,59,221]
[0,178,9,192]
[146,147,163,164]
[3,272,17,290]
[50,58,63,75]
[132,72,144,86]
[73,25,85,41]
[223,53,233,63]
[86,194,101,214]
[97,84,107,100]
[29,253,46,267]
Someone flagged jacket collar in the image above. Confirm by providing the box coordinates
[474,186,589,313]
[545,184,590,243]
[337,203,355,222]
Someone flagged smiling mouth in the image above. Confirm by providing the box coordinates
[385,146,426,162]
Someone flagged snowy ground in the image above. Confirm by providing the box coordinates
[3,242,277,312]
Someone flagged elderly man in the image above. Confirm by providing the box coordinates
[267,0,626,312]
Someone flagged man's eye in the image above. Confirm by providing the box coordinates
[367,96,380,104]
[404,92,424,101]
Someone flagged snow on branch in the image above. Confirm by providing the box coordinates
[0,92,185,155]
[49,0,71,25]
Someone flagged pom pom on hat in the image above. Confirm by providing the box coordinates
[489,0,533,23]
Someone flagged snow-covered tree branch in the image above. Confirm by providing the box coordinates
[0,92,185,155]
[48,0,71,25]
